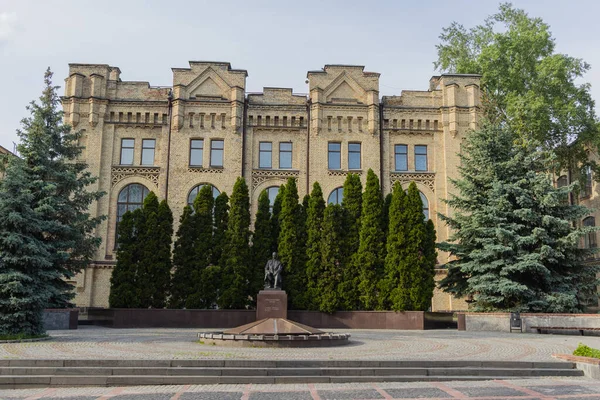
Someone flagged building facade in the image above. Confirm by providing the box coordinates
[61,62,481,310]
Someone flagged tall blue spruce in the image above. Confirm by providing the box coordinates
[439,123,599,312]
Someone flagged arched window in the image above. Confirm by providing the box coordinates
[557,175,568,188]
[117,183,150,225]
[188,184,220,207]
[265,186,280,211]
[328,187,344,205]
[583,216,597,249]
[420,192,429,220]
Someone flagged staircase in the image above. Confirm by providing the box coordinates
[0,359,583,388]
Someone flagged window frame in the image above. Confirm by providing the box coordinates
[259,141,272,169]
[120,138,135,165]
[279,142,293,169]
[415,145,428,172]
[140,139,156,166]
[210,139,224,168]
[394,144,408,171]
[328,142,342,170]
[584,216,597,249]
[328,187,344,205]
[189,139,204,167]
[348,142,361,170]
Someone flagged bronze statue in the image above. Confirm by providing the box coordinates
[264,252,283,289]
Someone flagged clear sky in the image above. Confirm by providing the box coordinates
[0,0,598,151]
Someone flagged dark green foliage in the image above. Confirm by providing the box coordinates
[218,178,251,309]
[169,206,196,309]
[573,344,600,359]
[271,184,285,252]
[110,209,143,308]
[136,192,159,308]
[438,123,598,312]
[404,183,433,311]
[383,193,392,234]
[305,182,325,311]
[339,173,362,310]
[356,170,385,310]
[251,190,273,299]
[380,182,409,311]
[151,200,173,308]
[0,158,56,335]
[434,3,599,176]
[318,204,346,313]
[0,69,103,335]
[421,220,438,308]
[212,192,229,266]
[277,178,307,309]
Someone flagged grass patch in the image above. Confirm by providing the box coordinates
[573,343,600,359]
[0,333,48,341]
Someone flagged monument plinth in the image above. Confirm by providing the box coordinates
[257,290,287,320]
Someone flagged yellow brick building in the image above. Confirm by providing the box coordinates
[61,62,481,310]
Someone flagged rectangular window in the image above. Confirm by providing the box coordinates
[395,144,408,171]
[259,142,272,168]
[120,139,134,165]
[348,143,361,170]
[415,145,428,171]
[210,139,224,167]
[584,217,597,249]
[189,139,203,166]
[328,142,341,170]
[141,139,155,166]
[279,142,292,169]
[583,166,593,198]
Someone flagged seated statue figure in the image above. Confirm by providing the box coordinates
[264,252,283,289]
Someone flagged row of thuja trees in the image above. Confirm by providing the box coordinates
[109,169,437,312]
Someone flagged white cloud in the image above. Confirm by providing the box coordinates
[0,12,17,43]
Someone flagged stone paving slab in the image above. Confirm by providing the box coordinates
[2,326,600,362]
[3,379,600,399]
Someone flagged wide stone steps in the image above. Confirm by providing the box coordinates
[0,360,583,388]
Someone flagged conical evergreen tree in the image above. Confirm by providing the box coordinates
[278,178,307,309]
[405,182,432,311]
[318,204,346,313]
[186,185,215,309]
[356,169,385,310]
[218,177,251,309]
[271,184,285,252]
[305,182,325,310]
[439,123,599,312]
[421,219,438,308]
[109,211,140,309]
[251,190,273,298]
[136,192,159,308]
[339,173,362,310]
[212,192,229,266]
[149,200,173,308]
[380,182,410,310]
[382,192,393,260]
[169,205,196,308]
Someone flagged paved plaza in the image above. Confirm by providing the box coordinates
[3,326,600,399]
[1,326,600,361]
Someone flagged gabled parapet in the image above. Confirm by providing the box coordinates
[307,64,379,105]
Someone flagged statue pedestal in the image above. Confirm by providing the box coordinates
[257,290,287,320]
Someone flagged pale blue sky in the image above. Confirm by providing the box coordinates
[0,0,598,151]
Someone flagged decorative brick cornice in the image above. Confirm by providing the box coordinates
[187,167,224,174]
[252,169,299,189]
[111,166,160,187]
[328,170,363,177]
[390,172,435,192]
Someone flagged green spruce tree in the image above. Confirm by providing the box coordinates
[318,204,346,313]
[356,169,385,310]
[278,178,307,309]
[251,190,273,298]
[110,209,143,308]
[218,177,252,309]
[339,173,362,310]
[169,206,196,308]
[136,192,159,308]
[439,123,599,312]
[305,182,325,310]
[150,200,173,308]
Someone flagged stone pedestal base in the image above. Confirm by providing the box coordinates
[257,290,287,320]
